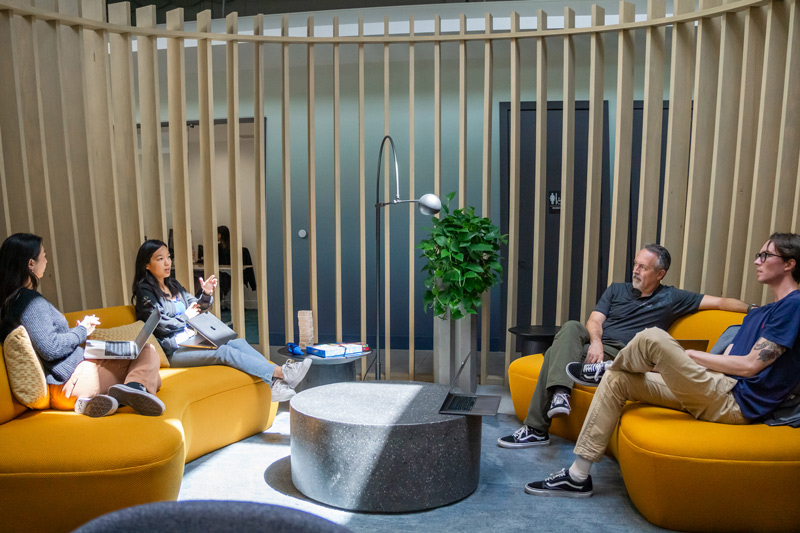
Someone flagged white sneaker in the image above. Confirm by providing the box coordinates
[271,379,296,403]
[74,395,118,417]
[281,358,312,388]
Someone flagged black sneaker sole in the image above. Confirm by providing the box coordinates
[497,437,550,448]
[108,385,165,416]
[524,484,593,498]
[547,406,571,418]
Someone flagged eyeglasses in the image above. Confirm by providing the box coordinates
[754,251,785,263]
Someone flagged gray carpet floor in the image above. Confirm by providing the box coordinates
[179,384,670,532]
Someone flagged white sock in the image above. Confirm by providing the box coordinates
[568,456,593,482]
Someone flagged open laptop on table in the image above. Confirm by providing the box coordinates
[438,350,501,416]
[178,311,238,350]
[84,310,159,360]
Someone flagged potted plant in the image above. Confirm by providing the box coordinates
[417,192,507,389]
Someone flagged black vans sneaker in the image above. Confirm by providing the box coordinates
[108,383,165,416]
[547,391,571,418]
[497,425,550,448]
[566,361,613,387]
[525,468,593,498]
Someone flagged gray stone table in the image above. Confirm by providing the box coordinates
[290,381,482,512]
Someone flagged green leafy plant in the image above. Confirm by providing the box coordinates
[418,192,508,320]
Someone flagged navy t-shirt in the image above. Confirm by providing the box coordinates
[730,289,800,420]
[594,283,704,345]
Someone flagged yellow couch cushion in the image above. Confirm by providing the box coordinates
[2,326,49,409]
[91,322,169,368]
[617,404,800,532]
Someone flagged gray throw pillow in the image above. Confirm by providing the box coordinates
[709,325,740,355]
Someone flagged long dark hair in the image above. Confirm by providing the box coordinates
[217,225,230,250]
[0,233,43,320]
[131,239,184,304]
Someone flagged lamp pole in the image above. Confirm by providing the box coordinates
[373,135,440,381]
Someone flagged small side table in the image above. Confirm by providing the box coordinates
[274,347,371,392]
[508,325,561,356]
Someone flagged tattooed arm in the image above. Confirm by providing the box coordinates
[686,337,787,378]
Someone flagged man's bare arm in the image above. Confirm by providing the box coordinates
[698,295,750,313]
[584,311,607,364]
[687,336,786,377]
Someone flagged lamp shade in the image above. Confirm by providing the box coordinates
[418,194,442,215]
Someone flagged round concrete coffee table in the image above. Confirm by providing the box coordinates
[290,381,481,512]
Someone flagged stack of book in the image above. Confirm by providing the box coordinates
[305,343,369,358]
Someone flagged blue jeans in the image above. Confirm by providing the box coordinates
[170,338,278,384]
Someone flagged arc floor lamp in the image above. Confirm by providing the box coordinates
[371,135,441,380]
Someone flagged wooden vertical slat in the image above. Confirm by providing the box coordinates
[581,6,606,321]
[0,10,32,234]
[58,0,98,309]
[333,16,343,343]
[458,13,467,206]
[660,0,696,280]
[556,8,575,325]
[15,11,60,305]
[680,0,723,292]
[480,13,494,384]
[196,10,220,317]
[724,6,765,298]
[772,0,800,236]
[607,1,636,285]
[636,0,666,251]
[34,0,83,311]
[226,12,245,336]
[82,0,126,306]
[530,11,547,327]
[504,11,521,384]
[0,122,7,237]
[408,15,416,379]
[434,15,441,199]
[307,16,319,342]
[702,9,745,295]
[108,2,143,302]
[135,5,168,243]
[383,16,391,380]
[358,16,367,376]
[281,15,294,343]
[743,0,790,304]
[165,8,193,292]
[254,14,270,354]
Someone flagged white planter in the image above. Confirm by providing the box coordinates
[433,313,477,393]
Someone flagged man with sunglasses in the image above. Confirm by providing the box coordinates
[525,233,800,497]
[498,243,750,449]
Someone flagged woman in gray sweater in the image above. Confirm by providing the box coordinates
[0,233,164,417]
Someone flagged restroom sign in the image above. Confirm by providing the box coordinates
[548,191,561,214]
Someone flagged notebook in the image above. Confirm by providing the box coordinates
[84,310,159,360]
[438,351,501,416]
[179,312,238,350]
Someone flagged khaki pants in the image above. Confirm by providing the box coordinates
[524,320,624,431]
[573,327,749,462]
[49,344,162,411]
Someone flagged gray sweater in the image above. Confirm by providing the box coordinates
[16,289,87,385]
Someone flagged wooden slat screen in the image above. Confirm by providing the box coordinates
[0,0,796,388]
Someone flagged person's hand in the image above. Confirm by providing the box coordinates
[199,275,217,295]
[184,302,201,319]
[78,315,101,336]
[584,341,605,364]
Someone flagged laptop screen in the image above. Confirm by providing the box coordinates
[134,310,160,351]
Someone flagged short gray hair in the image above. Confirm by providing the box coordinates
[642,243,671,271]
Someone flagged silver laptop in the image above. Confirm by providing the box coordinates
[84,310,159,360]
[179,312,238,350]
[438,351,501,416]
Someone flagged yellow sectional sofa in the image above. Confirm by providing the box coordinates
[508,310,800,532]
[0,305,278,533]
